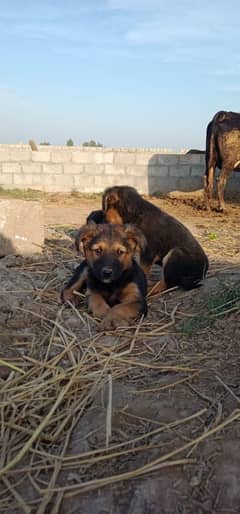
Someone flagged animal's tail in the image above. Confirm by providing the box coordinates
[205,121,217,183]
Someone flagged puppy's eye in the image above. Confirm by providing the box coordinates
[94,248,102,256]
[117,249,125,256]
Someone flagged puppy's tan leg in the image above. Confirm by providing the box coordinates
[88,291,110,318]
[147,252,173,296]
[100,302,141,330]
[100,282,147,330]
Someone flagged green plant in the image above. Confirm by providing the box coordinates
[182,285,240,336]
[207,232,218,240]
[0,187,43,201]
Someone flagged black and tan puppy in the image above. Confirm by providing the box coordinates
[61,210,106,305]
[101,186,209,294]
[62,223,147,330]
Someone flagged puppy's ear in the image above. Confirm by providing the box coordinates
[102,188,119,211]
[75,224,98,255]
[124,224,147,262]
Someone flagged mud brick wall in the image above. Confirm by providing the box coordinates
[0,145,239,195]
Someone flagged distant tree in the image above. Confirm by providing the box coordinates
[66,138,74,147]
[40,141,51,146]
[82,140,103,147]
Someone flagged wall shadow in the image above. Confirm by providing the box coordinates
[147,153,240,207]
[147,152,204,197]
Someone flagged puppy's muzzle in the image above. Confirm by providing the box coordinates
[101,266,113,282]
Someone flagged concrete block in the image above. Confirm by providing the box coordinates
[72,151,94,164]
[10,149,31,161]
[32,151,50,162]
[0,173,13,186]
[136,153,158,165]
[51,150,72,163]
[191,165,205,177]
[94,175,128,188]
[64,164,85,174]
[0,149,11,161]
[114,152,136,166]
[179,154,201,165]
[232,171,240,181]
[148,166,169,177]
[178,177,203,191]
[13,174,33,186]
[148,176,180,194]
[25,175,50,188]
[74,175,95,188]
[126,166,147,177]
[105,165,126,175]
[51,175,74,187]
[31,174,43,186]
[42,164,63,174]
[0,200,44,256]
[225,173,240,192]
[94,152,114,164]
[169,165,190,177]
[84,164,105,175]
[21,164,42,174]
[2,163,21,174]
[130,176,148,194]
[158,155,179,165]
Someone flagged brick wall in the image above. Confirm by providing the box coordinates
[0,144,239,194]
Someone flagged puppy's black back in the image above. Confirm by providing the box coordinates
[87,210,106,225]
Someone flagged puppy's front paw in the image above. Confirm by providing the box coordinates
[99,311,130,331]
[61,288,82,306]
[91,303,111,319]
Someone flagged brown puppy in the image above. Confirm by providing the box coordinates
[102,186,209,294]
[62,223,147,330]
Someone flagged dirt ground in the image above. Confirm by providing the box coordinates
[0,192,240,514]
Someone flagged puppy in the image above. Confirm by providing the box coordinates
[61,210,106,305]
[101,186,209,294]
[62,223,147,330]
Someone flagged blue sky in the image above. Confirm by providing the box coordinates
[1,0,240,149]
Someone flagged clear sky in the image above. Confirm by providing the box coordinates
[1,0,239,149]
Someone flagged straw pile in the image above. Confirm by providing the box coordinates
[0,226,240,513]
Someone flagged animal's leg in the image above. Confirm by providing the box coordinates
[100,281,147,330]
[61,261,88,305]
[204,166,215,210]
[152,248,207,292]
[88,291,110,318]
[217,168,231,212]
[147,278,168,296]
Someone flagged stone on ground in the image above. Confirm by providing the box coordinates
[0,199,44,256]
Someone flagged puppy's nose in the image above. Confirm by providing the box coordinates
[102,266,113,278]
